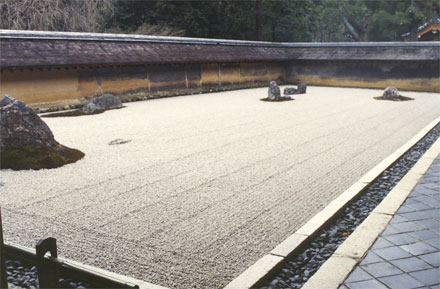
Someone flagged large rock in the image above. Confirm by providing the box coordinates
[383,87,400,99]
[0,95,57,148]
[284,83,307,95]
[83,94,122,114]
[0,95,84,170]
[297,83,307,93]
[267,81,282,100]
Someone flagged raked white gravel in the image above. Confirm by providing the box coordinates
[1,86,439,288]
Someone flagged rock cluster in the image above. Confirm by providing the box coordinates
[284,83,307,95]
[82,94,122,114]
[265,81,292,101]
[0,95,84,170]
[383,86,400,99]
[5,260,38,289]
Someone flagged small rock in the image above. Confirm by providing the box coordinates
[297,83,307,93]
[304,270,310,277]
[383,86,400,99]
[82,94,122,114]
[108,138,132,145]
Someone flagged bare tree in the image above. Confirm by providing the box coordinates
[0,0,113,32]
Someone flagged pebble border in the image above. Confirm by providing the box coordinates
[5,242,168,289]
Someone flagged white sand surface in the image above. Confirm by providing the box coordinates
[1,86,439,288]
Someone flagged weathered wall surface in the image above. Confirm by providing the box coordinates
[287,60,440,92]
[0,68,81,108]
[0,62,285,110]
[0,30,438,110]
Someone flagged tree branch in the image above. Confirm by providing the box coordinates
[339,7,361,41]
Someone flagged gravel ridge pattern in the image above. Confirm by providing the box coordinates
[1,87,439,288]
[263,123,440,288]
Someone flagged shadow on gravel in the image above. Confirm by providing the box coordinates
[374,96,414,101]
[260,98,295,102]
[41,106,125,118]
[1,145,84,170]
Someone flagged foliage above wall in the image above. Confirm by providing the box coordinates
[1,0,439,42]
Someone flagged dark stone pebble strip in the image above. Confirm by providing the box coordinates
[6,259,91,288]
[263,123,440,289]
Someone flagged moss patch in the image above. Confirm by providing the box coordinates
[1,145,84,170]
[374,96,414,101]
[41,106,124,118]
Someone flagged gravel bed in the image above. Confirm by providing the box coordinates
[6,259,90,289]
[263,123,440,289]
[3,87,439,288]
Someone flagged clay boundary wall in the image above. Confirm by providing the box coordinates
[0,30,438,110]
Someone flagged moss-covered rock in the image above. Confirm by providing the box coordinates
[0,95,85,170]
[1,145,84,170]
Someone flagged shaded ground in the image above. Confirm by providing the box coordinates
[41,106,125,118]
[1,86,439,289]
[0,144,84,170]
[373,95,414,101]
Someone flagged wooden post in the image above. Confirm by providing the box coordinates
[0,207,9,289]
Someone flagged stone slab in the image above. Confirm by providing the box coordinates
[296,182,369,236]
[373,188,412,215]
[301,256,358,289]
[223,254,283,289]
[334,213,393,260]
[270,233,308,258]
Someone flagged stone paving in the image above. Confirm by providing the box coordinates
[341,156,440,289]
[1,86,440,288]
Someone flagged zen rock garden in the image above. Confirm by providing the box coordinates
[0,95,84,170]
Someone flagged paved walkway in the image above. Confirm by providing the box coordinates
[341,156,440,289]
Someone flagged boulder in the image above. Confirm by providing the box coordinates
[284,83,307,95]
[383,87,400,99]
[0,95,84,170]
[297,83,307,93]
[0,95,57,148]
[267,81,282,100]
[83,94,122,114]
